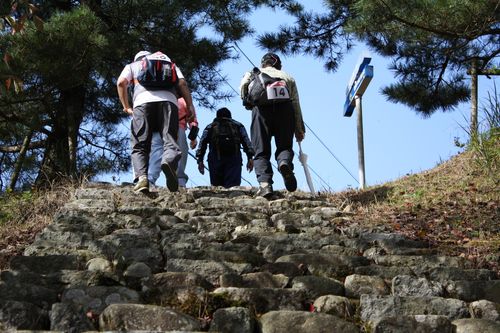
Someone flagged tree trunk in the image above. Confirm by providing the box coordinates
[66,87,85,177]
[34,86,85,188]
[8,130,33,190]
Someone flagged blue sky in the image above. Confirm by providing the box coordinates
[104,1,499,192]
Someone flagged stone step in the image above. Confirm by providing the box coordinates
[1,185,498,332]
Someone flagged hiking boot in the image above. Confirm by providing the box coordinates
[279,163,297,192]
[133,175,149,193]
[161,163,178,192]
[256,183,273,199]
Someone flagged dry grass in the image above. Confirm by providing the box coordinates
[0,181,78,269]
[326,140,500,274]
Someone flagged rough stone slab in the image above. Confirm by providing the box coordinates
[373,254,466,269]
[194,196,234,209]
[354,264,415,280]
[469,300,500,321]
[321,244,361,257]
[260,262,303,278]
[392,275,444,297]
[141,272,213,304]
[360,295,469,323]
[98,303,201,331]
[0,300,49,330]
[361,233,437,255]
[209,307,255,333]
[258,234,344,252]
[211,287,307,313]
[0,281,58,310]
[50,302,95,332]
[291,275,344,299]
[452,318,500,333]
[344,274,390,298]
[313,295,356,319]
[166,259,252,284]
[416,267,498,282]
[259,310,359,333]
[51,213,118,236]
[232,219,275,239]
[276,253,369,279]
[165,248,266,267]
[61,286,140,315]
[1,269,121,293]
[446,280,500,302]
[371,315,453,333]
[0,269,81,291]
[160,230,204,249]
[233,197,270,208]
[83,331,209,333]
[145,272,214,290]
[116,205,174,216]
[10,254,85,274]
[75,188,115,200]
[220,272,288,289]
[62,198,115,213]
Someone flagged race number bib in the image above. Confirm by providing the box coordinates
[266,80,290,101]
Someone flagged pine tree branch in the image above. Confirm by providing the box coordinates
[78,130,122,157]
[0,140,45,153]
[378,0,491,40]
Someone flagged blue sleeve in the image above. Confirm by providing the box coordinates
[239,124,254,158]
[195,125,211,163]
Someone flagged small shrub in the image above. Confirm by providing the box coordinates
[470,86,500,181]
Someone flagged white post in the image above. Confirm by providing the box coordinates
[355,95,366,189]
[470,59,478,139]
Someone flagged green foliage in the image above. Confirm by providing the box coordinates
[349,0,499,115]
[0,2,11,17]
[0,190,34,225]
[258,0,499,115]
[258,1,352,72]
[8,6,107,89]
[469,87,500,180]
[1,0,299,191]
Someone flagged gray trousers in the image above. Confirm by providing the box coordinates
[131,101,181,180]
[147,128,189,186]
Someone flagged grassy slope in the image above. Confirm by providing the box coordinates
[328,146,499,273]
[0,146,498,273]
[0,183,77,268]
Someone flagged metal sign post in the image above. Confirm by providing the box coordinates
[344,55,373,190]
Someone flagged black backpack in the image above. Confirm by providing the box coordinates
[211,119,240,157]
[243,67,291,108]
[136,53,178,90]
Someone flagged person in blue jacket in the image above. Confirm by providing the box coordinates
[196,108,254,188]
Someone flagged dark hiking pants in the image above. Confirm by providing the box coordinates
[207,151,243,188]
[250,102,295,184]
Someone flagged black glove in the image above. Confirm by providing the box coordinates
[242,96,253,110]
[188,126,199,141]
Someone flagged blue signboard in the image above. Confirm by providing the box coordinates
[344,57,374,117]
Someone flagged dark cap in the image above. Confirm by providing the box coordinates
[261,52,282,70]
[216,107,232,118]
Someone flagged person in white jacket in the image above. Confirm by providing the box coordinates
[239,53,305,198]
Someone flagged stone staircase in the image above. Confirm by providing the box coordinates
[0,184,499,332]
